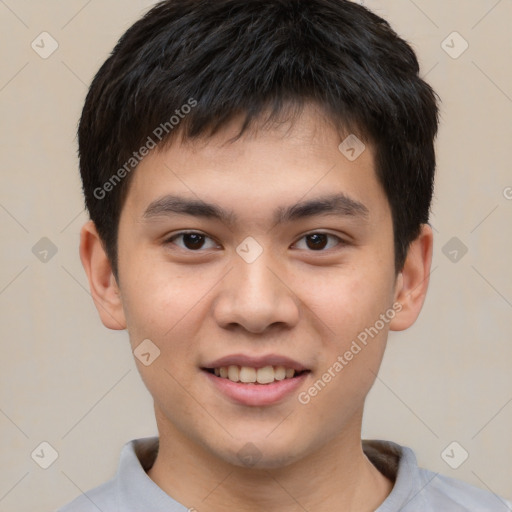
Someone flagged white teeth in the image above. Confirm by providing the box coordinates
[274,365,286,380]
[211,365,300,384]
[256,365,274,384]
[239,366,257,383]
[227,365,239,382]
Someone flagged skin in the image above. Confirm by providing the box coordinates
[80,104,433,512]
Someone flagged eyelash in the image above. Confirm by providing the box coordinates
[163,230,347,252]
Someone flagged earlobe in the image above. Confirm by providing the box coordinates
[389,224,433,331]
[79,220,127,330]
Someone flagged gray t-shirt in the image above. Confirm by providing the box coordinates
[57,437,512,511]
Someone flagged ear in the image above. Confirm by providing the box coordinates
[389,223,433,331]
[79,220,127,330]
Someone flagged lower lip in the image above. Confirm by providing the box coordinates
[202,369,310,406]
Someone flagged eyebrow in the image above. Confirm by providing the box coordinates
[142,192,369,227]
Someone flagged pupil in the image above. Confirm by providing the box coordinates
[182,234,328,250]
[307,234,327,250]
[184,233,203,249]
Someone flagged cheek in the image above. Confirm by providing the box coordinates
[299,277,392,422]
[120,256,203,342]
[120,267,203,411]
[298,264,394,404]
[301,264,393,342]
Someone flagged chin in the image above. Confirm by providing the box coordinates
[228,450,301,470]
[214,437,306,470]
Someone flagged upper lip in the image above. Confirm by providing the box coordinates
[202,354,309,372]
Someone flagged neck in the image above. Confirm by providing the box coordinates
[147,409,393,512]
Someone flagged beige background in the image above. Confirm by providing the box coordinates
[0,0,511,510]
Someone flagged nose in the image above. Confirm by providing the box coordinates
[211,246,301,334]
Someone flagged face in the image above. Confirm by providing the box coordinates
[113,105,402,468]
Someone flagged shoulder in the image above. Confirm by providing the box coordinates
[55,477,117,512]
[365,440,512,512]
[55,436,160,512]
[416,467,512,511]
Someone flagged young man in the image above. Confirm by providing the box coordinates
[59,0,512,510]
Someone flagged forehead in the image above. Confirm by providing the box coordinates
[121,105,389,229]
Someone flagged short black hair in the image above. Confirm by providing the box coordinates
[78,0,440,280]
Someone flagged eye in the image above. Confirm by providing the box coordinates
[293,232,345,251]
[164,230,346,252]
[164,231,219,251]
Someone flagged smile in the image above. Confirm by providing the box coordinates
[201,367,311,406]
[206,365,305,384]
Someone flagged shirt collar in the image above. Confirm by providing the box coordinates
[114,436,421,511]
[116,437,188,511]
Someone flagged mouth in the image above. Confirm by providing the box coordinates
[201,365,311,384]
[200,353,312,406]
